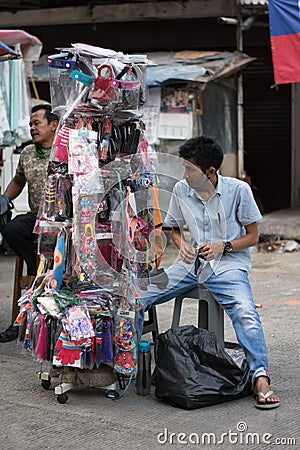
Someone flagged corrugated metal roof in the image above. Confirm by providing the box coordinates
[239,0,268,5]
[32,50,255,88]
[146,50,255,87]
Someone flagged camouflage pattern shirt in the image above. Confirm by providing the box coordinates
[15,144,50,216]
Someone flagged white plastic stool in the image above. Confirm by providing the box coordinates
[171,284,224,346]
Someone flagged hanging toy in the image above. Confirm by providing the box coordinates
[69,128,98,175]
[55,175,73,221]
[115,350,136,374]
[48,230,65,290]
[113,319,135,351]
[44,175,56,219]
[73,192,101,283]
[79,195,91,224]
[113,316,136,375]
[81,223,96,256]
[99,119,112,165]
[91,64,117,103]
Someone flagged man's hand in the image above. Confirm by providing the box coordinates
[180,241,197,263]
[197,241,224,261]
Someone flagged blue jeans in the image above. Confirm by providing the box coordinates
[136,261,269,387]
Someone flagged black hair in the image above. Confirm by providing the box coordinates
[179,135,224,172]
[31,104,59,124]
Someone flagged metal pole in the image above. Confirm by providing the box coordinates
[236,0,245,179]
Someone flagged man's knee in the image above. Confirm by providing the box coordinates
[3,214,35,243]
[2,219,15,244]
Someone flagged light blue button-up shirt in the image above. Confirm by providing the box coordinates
[164,175,262,275]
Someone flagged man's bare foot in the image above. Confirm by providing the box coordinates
[253,376,280,409]
[20,275,35,290]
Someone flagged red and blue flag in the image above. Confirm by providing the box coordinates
[268,0,300,84]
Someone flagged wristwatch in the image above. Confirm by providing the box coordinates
[223,241,233,254]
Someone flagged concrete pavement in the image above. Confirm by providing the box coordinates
[258,207,300,240]
[0,209,300,449]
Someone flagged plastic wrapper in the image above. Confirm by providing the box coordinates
[77,288,113,316]
[47,230,66,290]
[38,228,59,259]
[113,315,137,375]
[110,121,141,156]
[95,317,114,367]
[95,222,123,272]
[51,123,72,163]
[71,154,107,285]
[48,52,94,115]
[65,304,95,341]
[69,128,98,175]
[90,58,143,112]
[72,192,99,283]
[119,149,159,287]
[37,296,62,319]
[35,315,49,361]
[43,174,73,222]
[153,326,251,409]
[112,281,138,375]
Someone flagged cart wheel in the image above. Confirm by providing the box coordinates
[41,379,51,390]
[105,389,120,399]
[57,393,68,404]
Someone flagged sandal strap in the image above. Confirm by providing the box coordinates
[257,390,274,399]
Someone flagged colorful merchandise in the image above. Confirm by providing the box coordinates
[16,43,159,399]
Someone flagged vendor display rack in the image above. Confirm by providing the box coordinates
[16,43,161,403]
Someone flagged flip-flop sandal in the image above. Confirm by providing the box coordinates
[0,324,19,343]
[255,390,280,409]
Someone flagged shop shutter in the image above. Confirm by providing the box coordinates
[243,46,291,213]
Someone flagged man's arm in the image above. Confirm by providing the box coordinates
[171,226,197,263]
[4,174,26,201]
[198,222,259,261]
[229,221,259,250]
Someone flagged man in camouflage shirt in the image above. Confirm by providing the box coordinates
[0,104,58,342]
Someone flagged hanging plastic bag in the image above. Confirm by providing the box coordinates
[153,326,251,410]
[90,60,142,111]
[0,194,14,233]
[48,52,94,115]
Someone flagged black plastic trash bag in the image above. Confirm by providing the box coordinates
[153,325,252,409]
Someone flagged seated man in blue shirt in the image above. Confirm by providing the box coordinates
[137,135,280,410]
